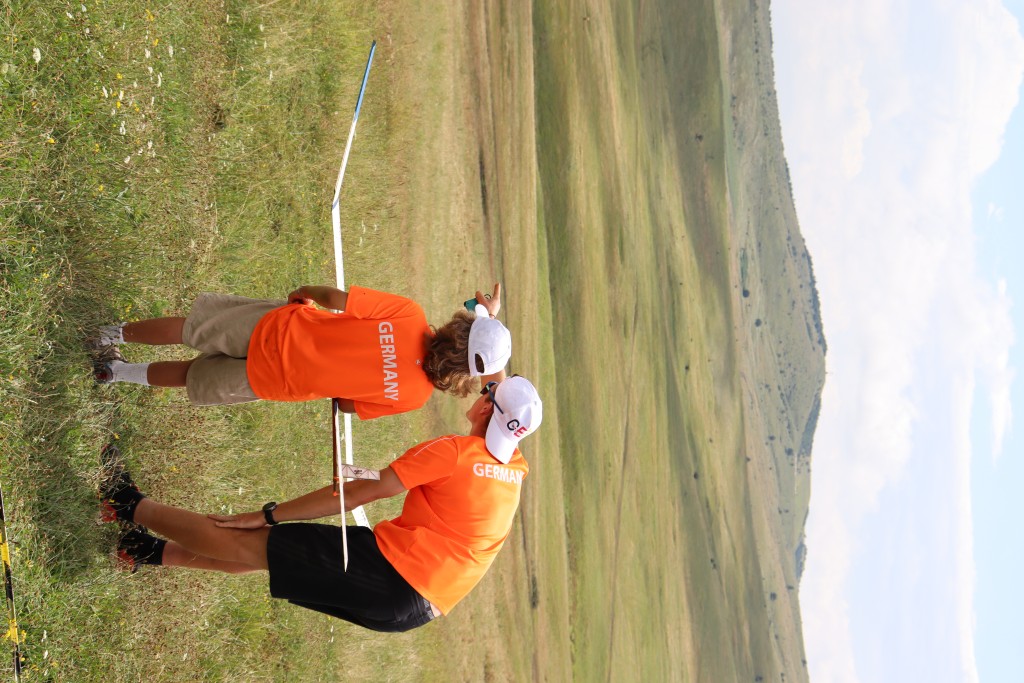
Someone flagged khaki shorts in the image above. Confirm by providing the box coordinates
[181,293,284,406]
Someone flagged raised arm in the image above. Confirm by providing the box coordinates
[474,283,502,319]
[288,285,349,311]
[209,467,406,528]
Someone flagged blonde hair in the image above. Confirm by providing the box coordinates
[423,310,477,397]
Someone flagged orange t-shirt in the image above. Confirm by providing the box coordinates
[374,434,529,615]
[245,286,434,419]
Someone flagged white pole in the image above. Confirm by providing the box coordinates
[330,41,377,570]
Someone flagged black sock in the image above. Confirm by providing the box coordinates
[138,536,167,565]
[104,486,145,523]
[120,529,166,566]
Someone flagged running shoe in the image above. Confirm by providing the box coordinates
[99,443,145,523]
[115,526,166,573]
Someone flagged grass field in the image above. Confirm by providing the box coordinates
[2,0,825,681]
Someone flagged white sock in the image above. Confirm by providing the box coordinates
[97,323,126,346]
[109,360,150,386]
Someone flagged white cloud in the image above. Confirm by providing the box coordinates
[950,0,1024,175]
[986,202,1005,222]
[954,276,1015,460]
[772,0,1023,681]
[987,280,1014,458]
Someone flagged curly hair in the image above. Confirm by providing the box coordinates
[423,310,478,398]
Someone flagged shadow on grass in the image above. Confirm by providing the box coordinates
[14,272,143,580]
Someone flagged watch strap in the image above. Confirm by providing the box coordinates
[262,502,279,526]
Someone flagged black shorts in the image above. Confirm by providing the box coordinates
[266,523,435,633]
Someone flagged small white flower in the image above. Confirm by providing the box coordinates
[156,72,162,87]
[259,23,264,32]
[168,45,174,57]
[66,11,74,19]
[147,140,152,149]
[124,156,131,164]
[102,86,108,98]
[145,48,150,59]
[82,4,87,12]
[84,27,89,34]
[118,121,125,135]
[32,47,41,63]
[118,90,123,100]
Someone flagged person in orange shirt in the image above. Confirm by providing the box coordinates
[101,375,543,631]
[92,284,511,419]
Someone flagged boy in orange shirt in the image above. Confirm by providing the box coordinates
[93,284,510,419]
[101,375,543,631]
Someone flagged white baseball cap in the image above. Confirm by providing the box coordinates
[468,304,512,377]
[484,376,543,463]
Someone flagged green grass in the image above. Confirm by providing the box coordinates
[2,0,824,680]
[532,0,719,678]
[531,0,821,681]
[0,1,432,680]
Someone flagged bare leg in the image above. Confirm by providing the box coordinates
[146,359,195,387]
[162,541,261,575]
[123,317,186,345]
[134,498,270,570]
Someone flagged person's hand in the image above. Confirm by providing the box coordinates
[288,287,313,305]
[208,511,268,529]
[475,283,501,318]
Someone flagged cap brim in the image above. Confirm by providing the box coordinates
[485,416,516,464]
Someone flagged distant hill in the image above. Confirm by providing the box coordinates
[718,0,827,679]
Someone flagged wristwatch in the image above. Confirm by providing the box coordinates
[262,501,279,526]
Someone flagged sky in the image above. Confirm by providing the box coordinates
[771,1,1024,682]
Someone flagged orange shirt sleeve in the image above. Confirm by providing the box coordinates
[345,286,422,320]
[389,436,460,489]
[353,400,403,420]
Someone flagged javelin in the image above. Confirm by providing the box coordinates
[330,40,376,571]
[1,480,22,681]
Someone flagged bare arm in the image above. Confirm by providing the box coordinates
[209,467,406,528]
[341,467,407,510]
[288,285,349,311]
[474,283,502,318]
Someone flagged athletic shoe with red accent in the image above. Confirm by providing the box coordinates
[99,444,145,523]
[88,330,125,382]
[93,360,114,385]
[115,527,166,573]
